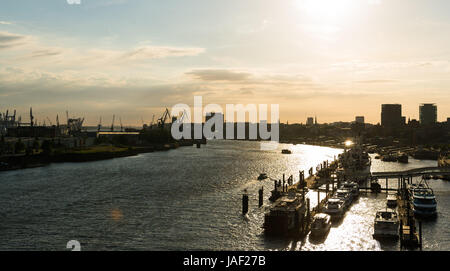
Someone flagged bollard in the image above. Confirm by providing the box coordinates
[419,221,423,250]
[258,187,264,207]
[242,192,249,215]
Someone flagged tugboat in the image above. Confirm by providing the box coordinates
[263,189,308,236]
[323,198,345,219]
[281,149,292,154]
[410,180,437,218]
[373,209,399,239]
[310,213,332,238]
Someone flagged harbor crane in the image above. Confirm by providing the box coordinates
[98,116,102,132]
[157,108,171,128]
[30,107,34,127]
[46,117,53,126]
[111,115,115,132]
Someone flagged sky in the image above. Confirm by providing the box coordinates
[0,0,449,125]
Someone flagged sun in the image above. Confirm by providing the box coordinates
[295,0,357,22]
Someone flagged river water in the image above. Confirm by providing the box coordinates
[0,140,448,251]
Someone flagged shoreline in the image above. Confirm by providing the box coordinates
[0,141,195,172]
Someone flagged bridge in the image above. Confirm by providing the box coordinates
[371,167,450,179]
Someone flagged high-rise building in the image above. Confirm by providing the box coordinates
[306,117,314,126]
[355,116,365,124]
[381,104,402,127]
[419,103,437,125]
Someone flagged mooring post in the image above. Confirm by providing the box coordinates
[258,187,264,207]
[386,178,388,194]
[419,221,423,250]
[317,190,320,210]
[242,192,249,215]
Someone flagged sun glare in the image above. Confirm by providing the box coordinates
[296,0,357,22]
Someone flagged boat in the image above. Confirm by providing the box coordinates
[370,179,381,193]
[373,209,399,239]
[257,173,268,181]
[310,213,332,238]
[386,193,397,208]
[397,153,409,163]
[410,182,437,218]
[281,149,292,154]
[342,181,359,198]
[323,198,345,219]
[263,189,308,236]
[336,189,353,209]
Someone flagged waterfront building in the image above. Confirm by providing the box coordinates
[355,116,365,124]
[419,103,437,125]
[381,104,403,127]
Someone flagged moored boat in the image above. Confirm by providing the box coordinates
[310,213,332,238]
[410,186,437,218]
[386,193,398,208]
[373,209,399,239]
[323,198,344,219]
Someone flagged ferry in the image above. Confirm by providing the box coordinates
[263,189,308,236]
[373,209,399,239]
[410,185,437,218]
[323,198,345,219]
[281,149,292,154]
[310,213,332,238]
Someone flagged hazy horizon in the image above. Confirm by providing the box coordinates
[1,0,449,126]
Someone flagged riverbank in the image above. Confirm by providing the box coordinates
[0,140,196,172]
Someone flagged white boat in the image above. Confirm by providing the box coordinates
[373,209,399,239]
[336,189,352,209]
[411,188,437,218]
[310,213,332,237]
[342,181,359,198]
[323,198,344,219]
[386,193,397,208]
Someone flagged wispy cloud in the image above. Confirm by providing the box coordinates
[0,31,28,49]
[0,21,12,25]
[186,69,252,81]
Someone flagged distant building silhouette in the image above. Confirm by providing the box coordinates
[306,117,314,126]
[381,104,403,127]
[355,116,365,124]
[419,103,437,125]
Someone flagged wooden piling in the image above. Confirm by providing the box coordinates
[242,192,249,215]
[258,187,264,207]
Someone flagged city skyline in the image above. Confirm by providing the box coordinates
[1,0,450,125]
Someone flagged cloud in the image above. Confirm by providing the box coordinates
[122,46,205,60]
[0,21,12,25]
[30,48,63,58]
[356,80,397,84]
[186,69,253,81]
[0,31,28,49]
